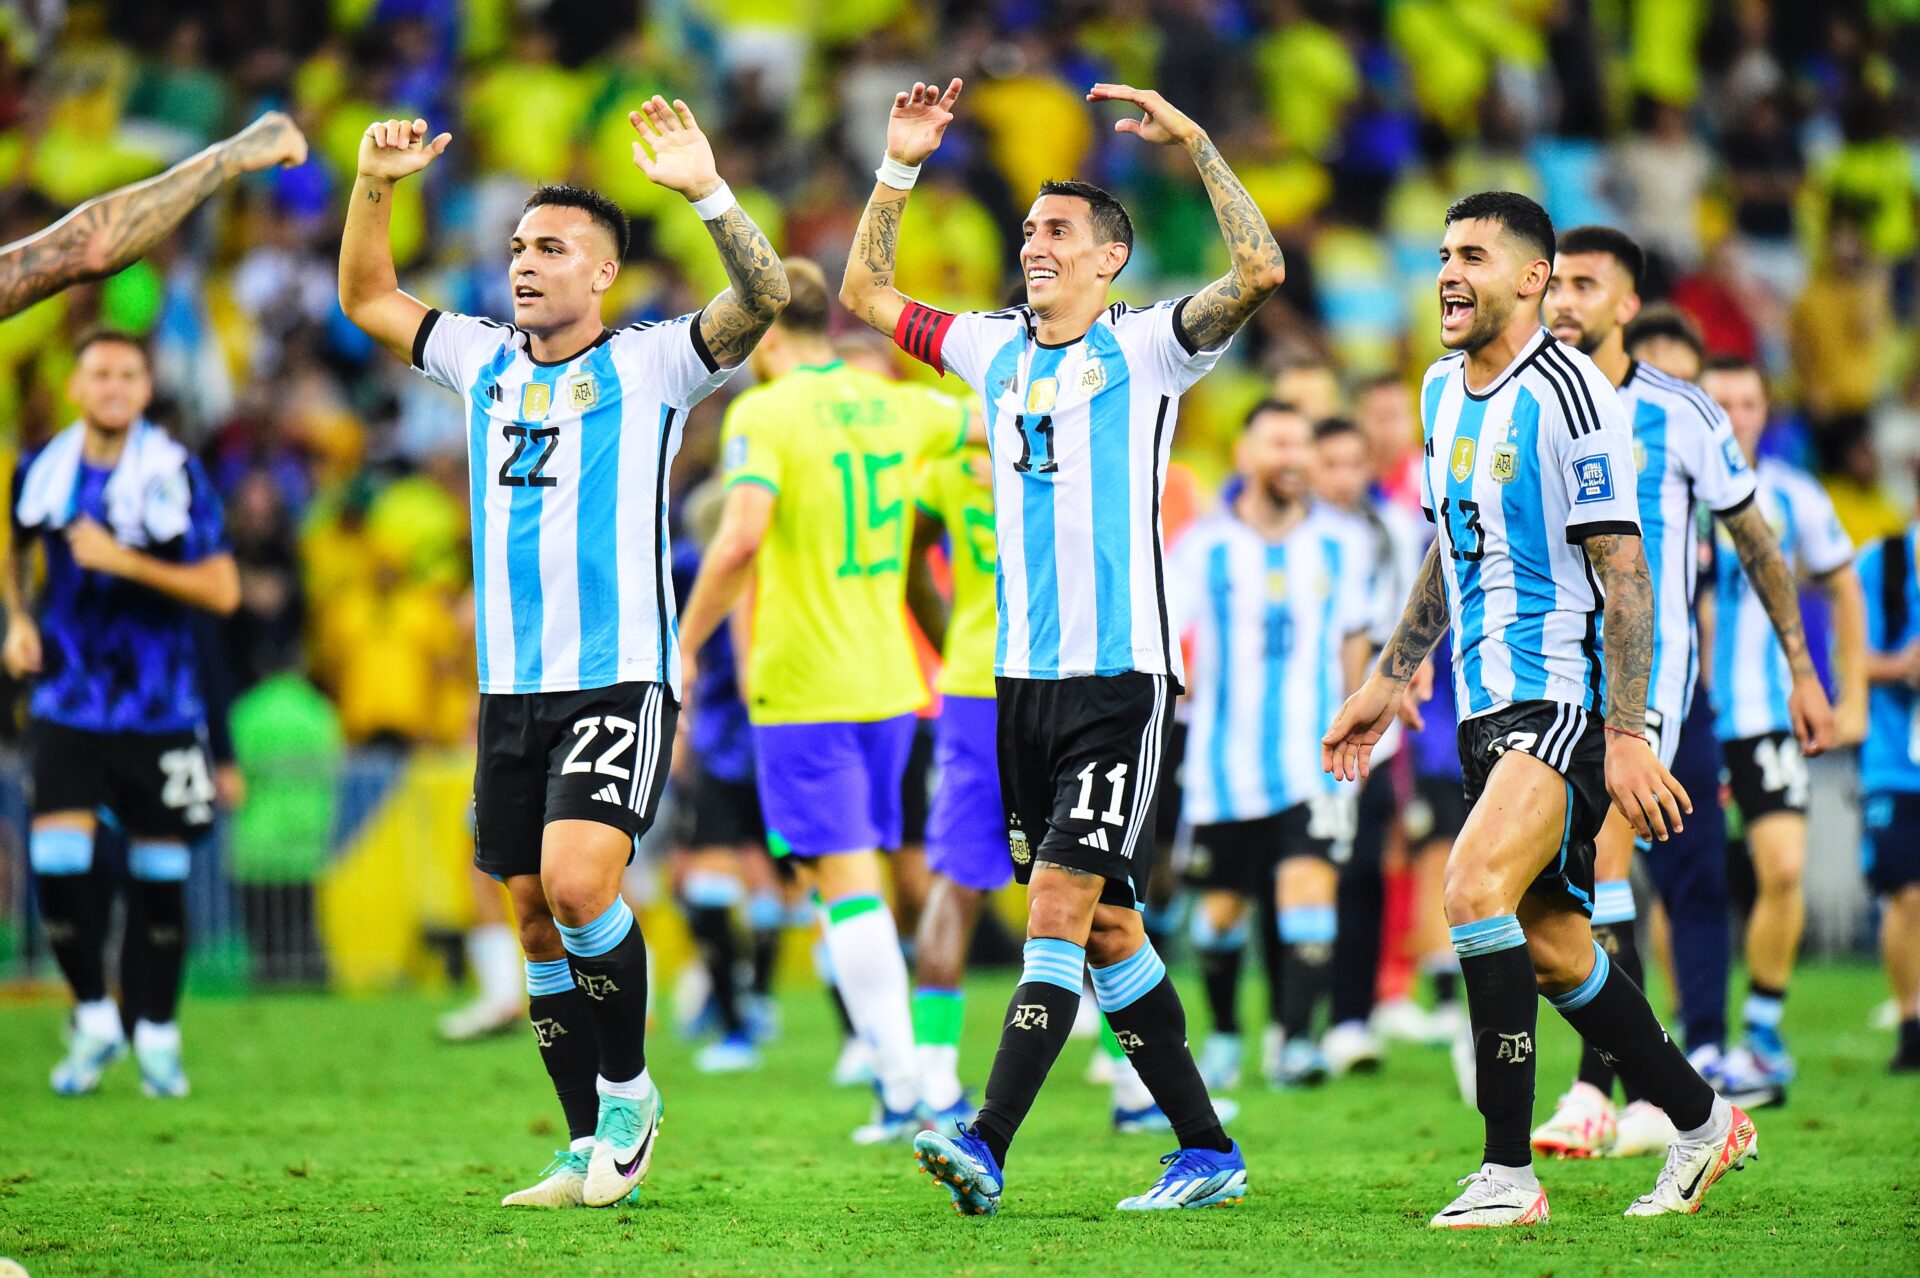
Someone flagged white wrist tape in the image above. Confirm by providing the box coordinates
[875,155,922,191]
[689,182,737,221]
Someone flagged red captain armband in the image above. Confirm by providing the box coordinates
[894,301,957,373]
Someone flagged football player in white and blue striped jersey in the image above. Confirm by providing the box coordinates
[1531,227,1813,1159]
[843,79,1283,1216]
[339,105,788,1210]
[1169,401,1375,1090]
[1325,192,1754,1229]
[1701,356,1868,1106]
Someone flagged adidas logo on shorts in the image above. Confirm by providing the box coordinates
[593,784,623,804]
[1077,829,1111,852]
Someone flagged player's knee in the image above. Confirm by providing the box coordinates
[516,911,562,960]
[1441,863,1503,927]
[1085,911,1144,968]
[1026,882,1094,944]
[538,863,615,930]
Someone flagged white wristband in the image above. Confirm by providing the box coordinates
[689,182,737,221]
[875,155,921,191]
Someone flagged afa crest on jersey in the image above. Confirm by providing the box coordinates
[1632,438,1648,475]
[1450,437,1477,483]
[1079,360,1106,394]
[565,372,598,411]
[1490,441,1519,484]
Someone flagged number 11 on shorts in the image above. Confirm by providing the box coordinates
[1070,761,1129,826]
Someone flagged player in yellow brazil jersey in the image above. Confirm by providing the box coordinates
[677,259,971,1142]
[908,442,1002,1131]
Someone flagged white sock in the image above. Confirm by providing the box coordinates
[569,1135,595,1154]
[918,1044,962,1111]
[469,923,522,1008]
[1110,1050,1153,1111]
[77,998,122,1042]
[1490,1160,1540,1190]
[824,898,919,1113]
[597,1068,655,1102]
[133,1019,180,1054]
[1679,1093,1732,1143]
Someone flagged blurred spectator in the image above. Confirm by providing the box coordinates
[1791,206,1892,464]
[1607,94,1714,279]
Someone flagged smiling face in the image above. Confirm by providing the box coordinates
[1020,194,1129,316]
[1238,405,1314,507]
[1547,250,1639,356]
[69,339,152,434]
[1437,217,1548,353]
[507,203,619,335]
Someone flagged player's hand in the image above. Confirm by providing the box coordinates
[1899,640,1920,690]
[223,110,308,172]
[1397,659,1434,731]
[1322,672,1404,782]
[1086,84,1205,146]
[630,97,723,201]
[678,646,700,706]
[885,79,963,166]
[357,118,450,183]
[66,517,133,578]
[3,614,41,678]
[1787,671,1836,757]
[1604,731,1691,842]
[1833,694,1869,748]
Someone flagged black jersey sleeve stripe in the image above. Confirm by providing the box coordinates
[1533,354,1584,441]
[411,308,442,371]
[689,311,720,372]
[1171,295,1201,355]
[1565,518,1640,544]
[1541,346,1602,437]
[1712,490,1757,519]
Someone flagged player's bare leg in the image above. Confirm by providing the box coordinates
[1721,812,1805,1101]
[442,865,526,1043]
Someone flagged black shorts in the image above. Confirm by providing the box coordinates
[474,681,677,879]
[997,672,1172,910]
[900,715,936,847]
[1407,772,1471,847]
[1186,800,1347,896]
[683,765,764,849]
[1457,700,1608,915]
[30,722,215,840]
[1154,718,1188,845]
[1724,731,1809,823]
[1864,791,1920,893]
[1346,765,1396,870]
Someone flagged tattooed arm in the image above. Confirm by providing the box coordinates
[1086,85,1285,350]
[1585,530,1692,840]
[1322,544,1448,781]
[839,80,963,336]
[1375,543,1450,684]
[0,112,306,321]
[1719,500,1838,753]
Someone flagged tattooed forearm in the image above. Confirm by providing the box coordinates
[840,183,912,333]
[1179,134,1286,350]
[1587,532,1654,735]
[1376,543,1450,683]
[697,205,789,368]
[1722,501,1817,678]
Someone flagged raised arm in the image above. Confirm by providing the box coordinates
[628,97,788,368]
[1086,84,1286,350]
[339,118,451,362]
[0,111,306,320]
[1585,531,1691,841]
[1718,500,1837,755]
[840,79,964,336]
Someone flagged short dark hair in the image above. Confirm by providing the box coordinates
[1036,179,1134,273]
[1242,398,1305,431]
[1556,225,1645,290]
[1313,416,1363,444]
[523,184,631,259]
[1354,371,1407,397]
[1623,303,1704,363]
[1701,353,1767,399]
[1444,191,1555,262]
[779,257,831,334]
[73,329,149,366]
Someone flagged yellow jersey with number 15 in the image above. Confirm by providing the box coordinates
[722,360,968,724]
[916,445,998,699]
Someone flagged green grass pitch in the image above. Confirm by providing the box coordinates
[3,962,1917,1275]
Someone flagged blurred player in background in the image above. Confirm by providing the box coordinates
[1622,305,1707,382]
[1857,509,1920,1073]
[677,258,968,1143]
[1701,355,1867,1107]
[1532,226,1817,1158]
[7,331,238,1099]
[1173,401,1373,1090]
[845,78,1285,1215]
[340,102,787,1208]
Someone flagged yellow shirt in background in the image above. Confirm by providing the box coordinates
[916,445,997,699]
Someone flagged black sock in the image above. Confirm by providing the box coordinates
[1277,908,1336,1042]
[1453,916,1539,1169]
[36,872,109,1003]
[750,929,779,996]
[1108,980,1233,1153]
[686,904,744,1036]
[528,986,601,1141]
[1197,939,1244,1036]
[973,940,1086,1168]
[122,879,187,1024]
[1551,939,1713,1132]
[1258,896,1285,1026]
[1431,968,1460,1006]
[559,901,650,1084]
[1331,858,1384,1026]
[1576,923,1626,1097]
[1898,1017,1920,1062]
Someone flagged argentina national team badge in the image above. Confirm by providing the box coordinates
[1078,359,1106,395]
[520,382,552,422]
[565,372,598,411]
[1026,378,1058,414]
[1450,437,1477,484]
[1573,454,1614,503]
[1489,441,1518,484]
[1632,439,1648,475]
